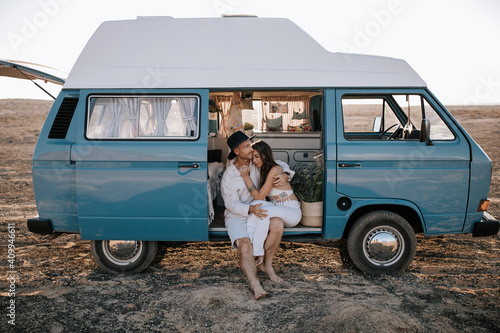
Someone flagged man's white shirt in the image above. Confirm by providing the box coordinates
[221,160,294,218]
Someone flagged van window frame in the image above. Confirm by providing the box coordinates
[84,93,202,141]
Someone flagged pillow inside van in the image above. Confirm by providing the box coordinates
[266,115,283,131]
[292,110,307,119]
[288,122,310,132]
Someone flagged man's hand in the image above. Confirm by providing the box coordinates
[272,172,288,187]
[249,203,268,219]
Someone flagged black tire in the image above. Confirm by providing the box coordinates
[347,210,416,275]
[90,240,158,274]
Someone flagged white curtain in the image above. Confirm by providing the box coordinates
[226,92,244,136]
[119,97,142,138]
[178,97,197,137]
[150,97,173,136]
[140,101,155,136]
[214,96,232,138]
[105,98,125,138]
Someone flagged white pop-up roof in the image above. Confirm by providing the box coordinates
[64,16,426,89]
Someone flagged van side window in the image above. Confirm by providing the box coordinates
[392,95,454,140]
[342,97,399,135]
[86,96,199,139]
[342,94,454,141]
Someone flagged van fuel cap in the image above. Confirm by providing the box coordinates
[337,197,352,211]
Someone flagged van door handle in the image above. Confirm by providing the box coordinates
[338,163,361,168]
[178,162,200,169]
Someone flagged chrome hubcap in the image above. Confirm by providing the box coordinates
[102,240,142,266]
[363,226,404,266]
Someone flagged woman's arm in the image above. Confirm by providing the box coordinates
[273,160,294,186]
[240,165,282,200]
[221,169,268,218]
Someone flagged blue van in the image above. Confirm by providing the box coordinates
[23,16,498,275]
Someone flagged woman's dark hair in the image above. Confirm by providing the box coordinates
[252,140,278,188]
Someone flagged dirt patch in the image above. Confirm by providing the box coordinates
[0,100,498,332]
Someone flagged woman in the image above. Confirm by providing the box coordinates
[238,140,301,261]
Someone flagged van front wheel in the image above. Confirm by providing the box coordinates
[347,211,416,275]
[90,240,158,274]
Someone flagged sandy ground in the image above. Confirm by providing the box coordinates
[0,99,498,332]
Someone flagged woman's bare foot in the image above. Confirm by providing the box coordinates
[251,283,267,300]
[260,264,283,283]
[254,256,264,266]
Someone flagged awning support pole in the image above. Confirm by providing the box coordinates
[13,65,56,100]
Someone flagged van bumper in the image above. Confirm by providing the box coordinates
[473,212,499,237]
[27,217,53,235]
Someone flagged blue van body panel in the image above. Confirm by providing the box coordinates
[32,90,80,232]
[325,198,425,239]
[32,160,78,232]
[465,146,492,230]
[70,89,209,240]
[40,212,78,232]
[426,90,492,232]
[323,89,338,239]
[79,217,208,241]
[75,159,208,240]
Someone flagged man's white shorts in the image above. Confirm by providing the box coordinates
[224,210,249,248]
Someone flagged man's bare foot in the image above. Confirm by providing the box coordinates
[254,256,264,266]
[251,283,267,300]
[260,264,283,283]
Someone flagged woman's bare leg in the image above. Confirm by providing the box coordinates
[260,217,284,283]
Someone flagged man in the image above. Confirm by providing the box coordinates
[221,131,292,299]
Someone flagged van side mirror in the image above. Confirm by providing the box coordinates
[420,119,434,146]
[372,117,382,132]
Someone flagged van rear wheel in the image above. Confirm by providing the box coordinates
[347,210,416,275]
[90,240,158,274]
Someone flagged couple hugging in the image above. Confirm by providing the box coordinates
[221,131,301,299]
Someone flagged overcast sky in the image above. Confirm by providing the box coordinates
[1,0,499,105]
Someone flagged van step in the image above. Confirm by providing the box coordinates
[208,227,322,232]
